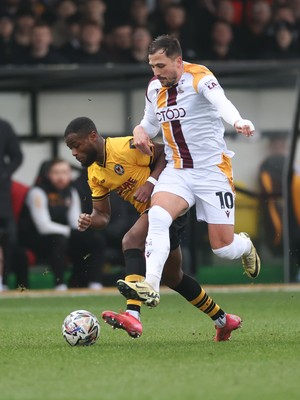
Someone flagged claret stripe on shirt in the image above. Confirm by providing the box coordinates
[167,86,193,168]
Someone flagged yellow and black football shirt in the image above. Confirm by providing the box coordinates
[88,136,154,214]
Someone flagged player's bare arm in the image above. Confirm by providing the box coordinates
[78,197,111,231]
[134,142,166,203]
[133,125,153,155]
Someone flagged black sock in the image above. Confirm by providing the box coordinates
[172,274,225,321]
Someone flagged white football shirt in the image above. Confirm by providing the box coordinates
[140,62,241,169]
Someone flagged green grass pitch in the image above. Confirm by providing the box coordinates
[0,288,299,400]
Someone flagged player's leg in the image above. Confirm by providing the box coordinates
[117,168,194,307]
[162,218,241,341]
[102,213,148,338]
[195,162,260,279]
[209,224,260,279]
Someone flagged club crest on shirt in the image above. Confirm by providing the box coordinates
[114,164,124,175]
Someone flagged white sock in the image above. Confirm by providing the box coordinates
[145,205,173,292]
[212,233,251,260]
[126,310,140,321]
[0,275,3,291]
[214,313,227,328]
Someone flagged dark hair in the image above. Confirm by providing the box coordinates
[34,158,68,186]
[148,34,182,58]
[64,116,97,138]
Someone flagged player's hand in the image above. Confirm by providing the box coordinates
[133,182,153,203]
[234,119,255,137]
[133,126,153,155]
[78,213,92,231]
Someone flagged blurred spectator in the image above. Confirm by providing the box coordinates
[0,13,15,64]
[0,0,23,18]
[238,0,273,59]
[290,0,300,28]
[259,134,287,256]
[131,26,152,63]
[214,0,236,24]
[80,0,107,27]
[148,0,178,37]
[49,0,78,47]
[70,20,109,64]
[159,3,198,61]
[13,21,68,64]
[203,20,244,61]
[290,165,300,281]
[13,10,35,49]
[26,0,46,18]
[10,180,31,289]
[182,0,215,57]
[260,21,299,59]
[272,4,296,25]
[18,159,106,290]
[59,12,81,61]
[259,133,300,281]
[0,118,23,291]
[106,23,135,63]
[104,0,131,31]
[129,0,153,30]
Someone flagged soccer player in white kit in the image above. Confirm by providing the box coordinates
[117,35,261,314]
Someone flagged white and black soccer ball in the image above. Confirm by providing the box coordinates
[62,310,100,346]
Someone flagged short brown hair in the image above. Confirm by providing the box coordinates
[148,34,182,58]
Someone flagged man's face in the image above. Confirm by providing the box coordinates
[65,132,98,168]
[148,50,182,87]
[31,26,52,50]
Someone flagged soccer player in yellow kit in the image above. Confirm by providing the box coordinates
[64,116,241,341]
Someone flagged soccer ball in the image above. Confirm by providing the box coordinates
[62,310,100,346]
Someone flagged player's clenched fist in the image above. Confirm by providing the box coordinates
[234,119,255,137]
[78,213,92,231]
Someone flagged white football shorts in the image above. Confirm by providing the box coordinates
[153,163,236,224]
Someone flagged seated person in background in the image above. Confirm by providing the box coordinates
[18,158,105,290]
[13,20,68,65]
[259,134,287,256]
[69,20,109,64]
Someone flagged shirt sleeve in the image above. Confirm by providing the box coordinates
[26,187,71,237]
[67,188,82,229]
[140,95,161,138]
[200,75,242,127]
[88,165,110,200]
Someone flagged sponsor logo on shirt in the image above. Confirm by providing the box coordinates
[156,107,186,122]
[205,79,220,90]
[116,177,137,197]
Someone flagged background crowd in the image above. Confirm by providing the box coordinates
[1,0,300,66]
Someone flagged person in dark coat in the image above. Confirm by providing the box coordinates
[0,118,23,291]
